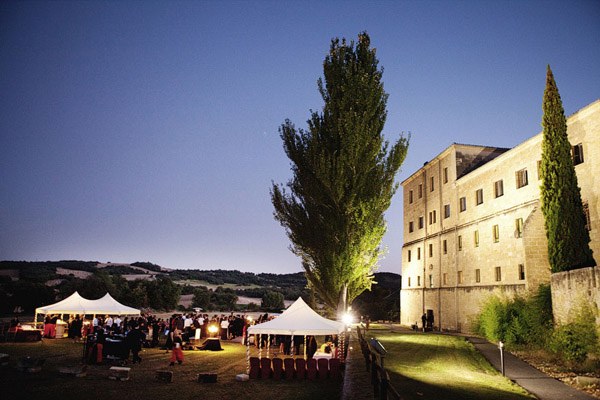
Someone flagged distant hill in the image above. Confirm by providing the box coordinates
[0,260,400,319]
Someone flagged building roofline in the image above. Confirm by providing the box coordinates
[400,98,600,186]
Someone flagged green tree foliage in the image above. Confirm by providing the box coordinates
[550,302,599,364]
[352,272,400,321]
[192,287,211,310]
[540,66,595,272]
[210,287,238,311]
[261,290,285,311]
[0,281,55,314]
[271,32,409,314]
[474,284,554,347]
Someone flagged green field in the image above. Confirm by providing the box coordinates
[366,326,534,400]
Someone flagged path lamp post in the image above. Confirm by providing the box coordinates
[498,341,505,376]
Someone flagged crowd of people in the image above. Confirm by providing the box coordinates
[45,311,260,365]
[41,310,342,365]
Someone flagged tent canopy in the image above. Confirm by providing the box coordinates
[247,297,344,336]
[35,291,140,316]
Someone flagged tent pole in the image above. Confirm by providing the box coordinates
[246,337,250,374]
[258,335,262,359]
[267,334,270,359]
[303,335,306,360]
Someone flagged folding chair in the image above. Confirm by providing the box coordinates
[272,357,283,380]
[260,357,272,379]
[249,357,260,379]
[284,358,295,380]
[295,358,306,379]
[317,358,329,379]
[306,358,317,380]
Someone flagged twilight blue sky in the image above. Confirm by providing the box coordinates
[1,1,599,274]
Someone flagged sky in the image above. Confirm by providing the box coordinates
[1,1,599,275]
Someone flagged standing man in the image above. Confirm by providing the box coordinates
[126,323,145,364]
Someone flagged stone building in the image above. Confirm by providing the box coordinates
[400,99,600,332]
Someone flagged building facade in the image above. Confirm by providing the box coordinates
[400,99,600,332]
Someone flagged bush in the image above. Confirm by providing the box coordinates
[474,284,553,347]
[550,323,593,363]
[550,302,598,364]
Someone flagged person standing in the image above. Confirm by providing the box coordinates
[126,323,145,364]
[169,329,184,366]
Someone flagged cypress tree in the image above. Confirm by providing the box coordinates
[540,65,595,272]
[271,32,409,314]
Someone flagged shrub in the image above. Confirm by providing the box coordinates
[550,301,598,364]
[474,284,553,347]
[550,323,592,363]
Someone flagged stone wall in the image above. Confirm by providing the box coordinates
[551,266,600,326]
[400,284,526,332]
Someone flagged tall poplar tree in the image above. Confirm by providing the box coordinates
[271,32,409,314]
[540,65,595,272]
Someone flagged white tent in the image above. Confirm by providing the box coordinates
[87,293,141,315]
[247,297,344,336]
[35,291,140,317]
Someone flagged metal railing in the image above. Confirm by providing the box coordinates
[356,325,402,400]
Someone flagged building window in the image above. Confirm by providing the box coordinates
[458,235,463,251]
[408,250,412,262]
[493,225,500,243]
[516,168,528,188]
[572,143,584,165]
[495,267,502,282]
[443,240,447,254]
[474,230,479,247]
[457,271,463,284]
[430,176,435,192]
[418,216,424,229]
[418,184,423,199]
[443,273,448,285]
[443,167,448,184]
[429,274,433,288]
[518,264,525,280]
[409,190,414,204]
[429,210,437,225]
[494,180,504,198]
[409,221,414,233]
[417,276,421,286]
[475,269,481,283]
[428,244,433,257]
[515,218,523,238]
[476,189,483,205]
[583,201,591,231]
[444,204,450,219]
[459,197,466,212]
[417,247,421,260]
[408,277,411,287]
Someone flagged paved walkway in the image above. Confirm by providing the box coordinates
[467,336,596,400]
[342,330,375,400]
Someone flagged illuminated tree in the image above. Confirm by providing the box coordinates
[271,32,409,314]
[540,65,595,272]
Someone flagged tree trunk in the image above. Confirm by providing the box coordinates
[337,283,348,318]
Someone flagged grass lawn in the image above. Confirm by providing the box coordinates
[0,339,340,400]
[366,326,535,400]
